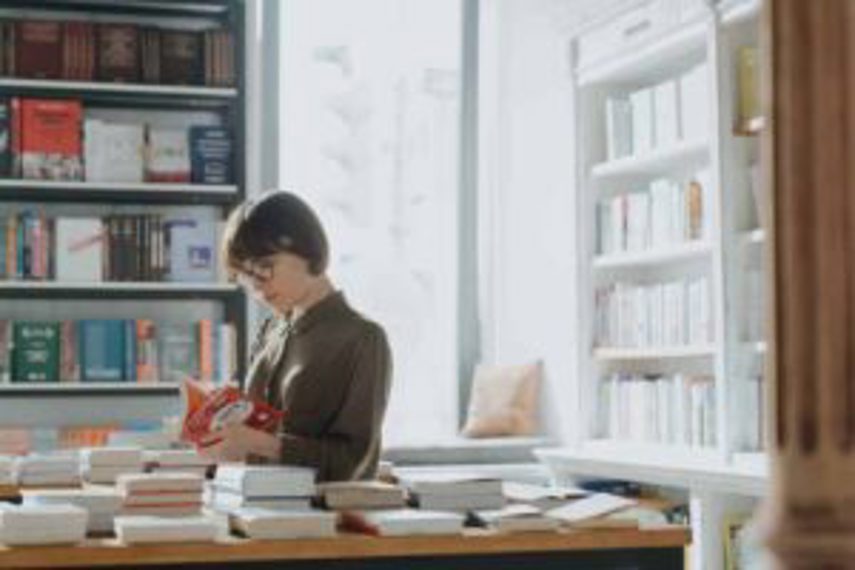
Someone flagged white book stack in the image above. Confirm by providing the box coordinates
[341,509,465,537]
[144,449,212,477]
[229,508,338,540]
[470,504,561,534]
[0,456,14,486]
[114,514,220,545]
[502,482,589,511]
[318,481,406,511]
[15,453,81,487]
[0,504,88,545]
[107,431,176,450]
[80,447,144,484]
[400,472,505,512]
[545,493,636,528]
[22,487,122,534]
[209,464,316,515]
[117,472,204,517]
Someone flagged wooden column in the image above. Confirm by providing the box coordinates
[764,0,855,566]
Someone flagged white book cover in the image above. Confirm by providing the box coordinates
[415,493,505,512]
[22,487,123,514]
[81,447,144,468]
[55,217,103,282]
[653,79,680,148]
[229,508,337,540]
[165,216,217,283]
[114,514,219,544]
[545,493,635,525]
[117,472,204,495]
[0,504,88,545]
[124,492,202,507]
[144,448,211,468]
[630,87,655,155]
[146,128,190,182]
[399,472,503,497]
[345,509,465,537]
[84,466,145,484]
[214,464,317,498]
[88,122,145,182]
[605,97,633,160]
[679,64,709,142]
[473,504,560,533]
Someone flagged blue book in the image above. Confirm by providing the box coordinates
[124,319,136,382]
[79,320,125,382]
[189,126,233,184]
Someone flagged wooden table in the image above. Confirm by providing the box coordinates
[0,527,690,569]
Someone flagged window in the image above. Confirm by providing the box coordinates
[279,0,463,445]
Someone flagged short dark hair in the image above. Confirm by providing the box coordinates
[222,191,329,275]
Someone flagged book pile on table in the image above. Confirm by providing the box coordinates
[502,481,589,510]
[80,447,144,484]
[399,472,505,511]
[114,514,220,545]
[469,503,560,533]
[228,508,338,540]
[0,455,14,486]
[22,487,122,534]
[544,493,638,529]
[340,509,465,537]
[0,503,87,545]
[144,449,211,477]
[15,452,81,487]
[117,472,204,517]
[208,464,316,513]
[317,481,406,511]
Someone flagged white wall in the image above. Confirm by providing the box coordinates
[479,0,579,443]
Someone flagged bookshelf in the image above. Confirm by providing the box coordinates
[536,1,768,568]
[0,2,250,408]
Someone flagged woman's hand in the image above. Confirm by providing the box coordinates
[197,423,281,462]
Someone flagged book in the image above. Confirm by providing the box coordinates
[230,508,337,540]
[55,217,103,282]
[165,217,217,282]
[470,504,561,533]
[318,481,406,510]
[158,322,198,384]
[114,514,219,544]
[11,321,60,383]
[15,21,62,80]
[20,98,83,181]
[340,509,464,537]
[680,64,709,141]
[630,87,654,155]
[84,120,145,182]
[502,482,589,510]
[214,464,315,499]
[545,493,635,526]
[654,79,680,148]
[0,503,87,545]
[97,24,139,83]
[190,126,233,184]
[160,30,201,85]
[398,472,503,497]
[181,378,284,448]
[208,486,311,512]
[116,472,204,495]
[146,128,190,182]
[413,493,505,512]
[0,97,11,177]
[78,320,126,382]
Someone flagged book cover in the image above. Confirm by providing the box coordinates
[62,22,95,81]
[20,98,83,181]
[85,121,145,182]
[160,30,201,85]
[158,322,198,384]
[78,320,125,382]
[55,217,103,282]
[135,319,158,384]
[97,24,138,83]
[189,126,233,184]
[11,321,60,383]
[140,28,161,84]
[59,320,79,383]
[0,320,9,383]
[146,128,190,182]
[165,217,216,283]
[0,97,10,177]
[15,21,62,80]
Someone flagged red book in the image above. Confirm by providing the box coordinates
[16,20,62,79]
[19,98,83,180]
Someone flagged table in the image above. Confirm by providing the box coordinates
[0,527,690,569]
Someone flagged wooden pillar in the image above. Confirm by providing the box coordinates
[764,0,855,566]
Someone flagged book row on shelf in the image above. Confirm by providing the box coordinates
[0,98,234,184]
[594,373,717,448]
[0,319,236,385]
[605,63,709,161]
[0,20,235,87]
[597,171,710,256]
[594,277,712,349]
[1,211,220,283]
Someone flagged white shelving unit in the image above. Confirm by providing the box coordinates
[537,1,768,568]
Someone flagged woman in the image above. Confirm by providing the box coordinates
[200,191,392,482]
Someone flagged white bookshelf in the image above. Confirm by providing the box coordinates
[545,1,768,568]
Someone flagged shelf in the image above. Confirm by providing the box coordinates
[578,20,708,87]
[591,139,709,179]
[0,0,234,17]
[0,383,179,396]
[0,78,236,99]
[0,180,239,205]
[0,281,240,300]
[744,340,767,355]
[594,241,712,270]
[740,229,766,247]
[721,0,761,26]
[536,444,768,496]
[594,345,717,361]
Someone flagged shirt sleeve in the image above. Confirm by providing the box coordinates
[277,324,392,481]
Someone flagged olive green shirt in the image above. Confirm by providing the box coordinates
[244,292,392,482]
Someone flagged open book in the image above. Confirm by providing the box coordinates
[180,378,283,447]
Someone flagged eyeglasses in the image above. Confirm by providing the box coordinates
[235,257,276,287]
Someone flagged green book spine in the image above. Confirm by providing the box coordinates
[12,321,59,383]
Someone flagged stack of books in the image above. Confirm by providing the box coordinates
[22,487,122,534]
[469,504,560,533]
[14,453,81,487]
[400,472,505,511]
[0,503,87,545]
[116,472,204,517]
[544,493,637,529]
[340,509,465,537]
[114,514,220,545]
[503,482,589,511]
[144,449,211,477]
[229,508,338,540]
[208,464,316,513]
[317,481,406,511]
[0,455,14,486]
[80,447,144,484]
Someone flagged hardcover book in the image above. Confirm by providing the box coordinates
[160,30,201,85]
[11,321,60,383]
[97,24,139,83]
[15,21,62,80]
[20,98,83,181]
